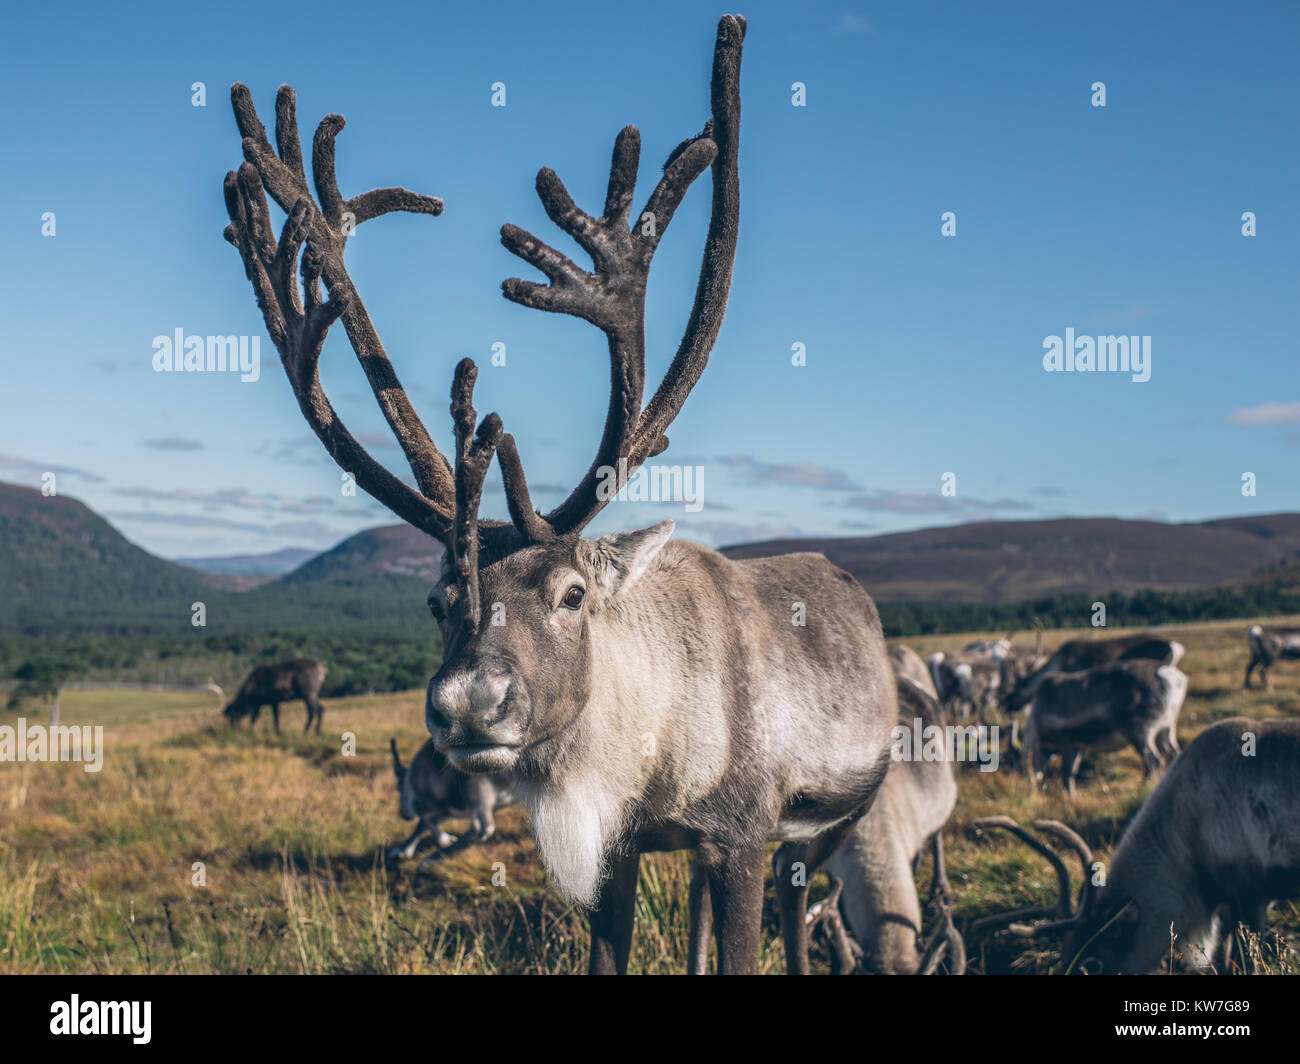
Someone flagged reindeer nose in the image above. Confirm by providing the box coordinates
[426,668,513,737]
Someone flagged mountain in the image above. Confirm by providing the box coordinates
[0,482,216,630]
[174,547,317,577]
[281,524,443,584]
[0,483,433,633]
[720,516,1300,603]
[4,478,1299,635]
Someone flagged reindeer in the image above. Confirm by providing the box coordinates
[1003,632,1184,713]
[888,644,937,698]
[819,676,963,974]
[1019,660,1186,796]
[1244,624,1300,690]
[929,651,1001,725]
[221,658,327,735]
[220,16,899,975]
[387,739,516,866]
[973,717,1300,973]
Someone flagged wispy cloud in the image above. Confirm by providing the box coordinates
[844,491,1037,516]
[0,452,105,484]
[1226,401,1300,426]
[717,454,861,491]
[105,510,346,544]
[142,435,205,451]
[678,518,805,547]
[109,485,379,518]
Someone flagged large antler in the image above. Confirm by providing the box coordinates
[493,13,746,538]
[970,817,1095,938]
[222,16,744,628]
[222,85,456,542]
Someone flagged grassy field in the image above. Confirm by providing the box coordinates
[2,615,1298,974]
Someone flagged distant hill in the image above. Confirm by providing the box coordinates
[0,482,217,631]
[0,483,433,634]
[175,547,317,577]
[282,524,443,584]
[4,479,1298,635]
[719,515,1300,603]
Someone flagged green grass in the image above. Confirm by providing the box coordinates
[2,615,1298,973]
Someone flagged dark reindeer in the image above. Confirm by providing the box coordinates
[387,739,516,867]
[1019,660,1187,796]
[222,658,327,735]
[1003,632,1184,712]
[220,15,898,975]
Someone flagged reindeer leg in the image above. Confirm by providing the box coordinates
[707,841,767,975]
[469,803,496,843]
[388,818,431,862]
[587,850,640,975]
[312,698,323,736]
[928,831,951,903]
[1062,750,1082,797]
[271,703,280,735]
[687,858,712,975]
[1156,727,1180,762]
[1138,741,1162,780]
[773,819,859,975]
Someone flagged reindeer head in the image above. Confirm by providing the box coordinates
[222,17,746,774]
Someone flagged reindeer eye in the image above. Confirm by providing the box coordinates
[428,598,444,622]
[561,586,585,610]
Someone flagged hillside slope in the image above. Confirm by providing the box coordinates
[720,515,1300,602]
[0,482,216,630]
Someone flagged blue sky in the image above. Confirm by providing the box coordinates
[1,0,1296,559]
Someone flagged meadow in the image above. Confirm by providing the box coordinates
[2,615,1298,975]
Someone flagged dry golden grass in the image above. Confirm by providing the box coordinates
[1,615,1297,974]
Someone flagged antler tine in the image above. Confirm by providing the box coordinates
[972,816,1075,933]
[630,13,745,464]
[224,84,457,542]
[1033,819,1096,913]
[450,360,505,632]
[498,14,745,538]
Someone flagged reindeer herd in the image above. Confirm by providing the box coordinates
[211,15,1300,974]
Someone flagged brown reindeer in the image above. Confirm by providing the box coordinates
[222,658,327,735]
[219,16,898,975]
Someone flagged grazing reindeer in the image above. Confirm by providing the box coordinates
[1244,624,1300,690]
[929,651,1000,724]
[888,644,937,698]
[1019,660,1186,795]
[222,658,327,735]
[220,16,898,975]
[820,677,963,974]
[973,717,1300,973]
[1004,632,1184,712]
[387,739,515,865]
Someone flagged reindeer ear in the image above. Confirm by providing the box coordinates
[584,521,675,598]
